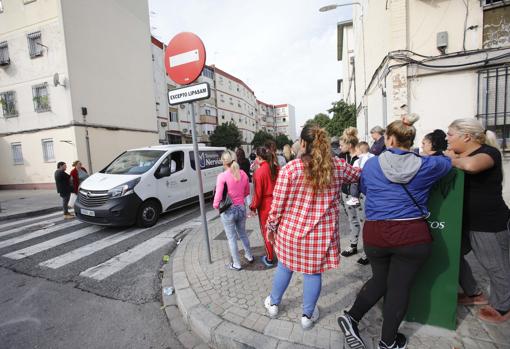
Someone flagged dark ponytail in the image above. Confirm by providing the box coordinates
[255,147,278,181]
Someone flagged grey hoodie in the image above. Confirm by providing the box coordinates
[378,151,422,184]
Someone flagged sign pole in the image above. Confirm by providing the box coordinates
[190,101,212,264]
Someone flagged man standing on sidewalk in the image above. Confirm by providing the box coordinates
[54,161,74,218]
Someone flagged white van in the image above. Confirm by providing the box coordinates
[74,145,225,227]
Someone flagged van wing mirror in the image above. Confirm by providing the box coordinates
[158,166,171,178]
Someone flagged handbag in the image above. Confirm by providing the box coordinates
[218,182,233,214]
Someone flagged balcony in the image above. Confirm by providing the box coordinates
[199,115,217,124]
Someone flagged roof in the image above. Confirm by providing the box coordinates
[211,65,255,95]
[151,36,164,50]
[337,19,353,61]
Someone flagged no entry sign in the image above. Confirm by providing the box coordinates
[165,32,206,85]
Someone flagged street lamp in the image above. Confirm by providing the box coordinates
[319,2,362,13]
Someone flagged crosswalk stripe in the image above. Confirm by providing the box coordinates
[0,211,62,231]
[39,209,197,269]
[0,220,82,249]
[79,219,201,281]
[0,216,67,238]
[3,225,104,260]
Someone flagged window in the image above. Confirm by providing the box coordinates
[169,111,178,122]
[221,115,225,119]
[205,109,211,116]
[202,67,214,79]
[0,41,8,65]
[482,0,504,7]
[477,66,510,149]
[27,31,43,58]
[229,97,233,105]
[32,83,50,112]
[0,91,18,117]
[42,139,55,162]
[283,118,286,122]
[11,143,23,165]
[0,0,3,13]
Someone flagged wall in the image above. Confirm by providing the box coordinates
[151,39,169,143]
[60,0,157,132]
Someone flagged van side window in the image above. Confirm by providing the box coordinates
[170,151,184,173]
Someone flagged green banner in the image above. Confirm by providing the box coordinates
[406,169,464,330]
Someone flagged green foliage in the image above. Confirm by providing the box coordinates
[305,113,330,128]
[251,130,275,148]
[275,133,293,149]
[327,100,356,137]
[209,122,242,150]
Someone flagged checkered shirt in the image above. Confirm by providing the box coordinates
[266,157,360,274]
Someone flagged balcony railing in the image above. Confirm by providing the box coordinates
[199,115,217,124]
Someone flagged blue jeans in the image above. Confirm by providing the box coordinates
[270,262,322,317]
[221,205,253,268]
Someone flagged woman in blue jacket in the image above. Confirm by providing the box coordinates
[337,114,451,349]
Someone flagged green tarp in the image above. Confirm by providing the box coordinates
[406,169,464,330]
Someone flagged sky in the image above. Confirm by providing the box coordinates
[148,0,353,132]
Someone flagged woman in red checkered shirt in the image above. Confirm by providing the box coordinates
[263,125,361,330]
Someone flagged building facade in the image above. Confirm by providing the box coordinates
[0,0,158,188]
[339,0,509,196]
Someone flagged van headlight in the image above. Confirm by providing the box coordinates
[108,178,140,198]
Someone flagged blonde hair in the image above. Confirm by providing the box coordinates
[221,150,240,180]
[283,144,293,162]
[340,127,359,148]
[300,125,333,191]
[449,118,500,150]
[386,113,420,149]
[72,160,80,167]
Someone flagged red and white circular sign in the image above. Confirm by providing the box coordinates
[164,32,206,85]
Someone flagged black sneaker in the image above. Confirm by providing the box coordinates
[357,256,369,265]
[341,246,358,257]
[378,333,407,349]
[337,312,366,349]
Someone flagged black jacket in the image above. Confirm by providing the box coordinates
[54,169,72,195]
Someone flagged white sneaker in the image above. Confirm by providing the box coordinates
[346,197,360,206]
[264,295,279,318]
[301,305,320,330]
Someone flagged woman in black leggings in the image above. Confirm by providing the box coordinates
[338,115,452,349]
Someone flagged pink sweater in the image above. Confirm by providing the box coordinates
[213,169,250,209]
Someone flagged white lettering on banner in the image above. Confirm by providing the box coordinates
[168,83,210,105]
[428,221,446,230]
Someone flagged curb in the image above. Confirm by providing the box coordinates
[0,206,61,221]
[168,223,316,349]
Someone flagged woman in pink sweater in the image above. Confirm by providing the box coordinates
[213,150,254,270]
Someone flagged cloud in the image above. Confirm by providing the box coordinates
[149,0,353,130]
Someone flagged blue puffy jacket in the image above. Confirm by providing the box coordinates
[360,148,452,220]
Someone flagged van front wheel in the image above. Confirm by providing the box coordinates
[137,200,160,228]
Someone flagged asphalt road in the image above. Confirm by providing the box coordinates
[0,204,212,349]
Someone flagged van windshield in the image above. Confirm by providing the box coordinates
[103,150,166,175]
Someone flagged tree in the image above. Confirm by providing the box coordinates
[275,134,293,149]
[304,113,330,128]
[326,100,356,137]
[251,130,275,148]
[209,122,242,150]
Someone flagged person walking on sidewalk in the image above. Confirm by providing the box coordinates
[446,118,510,324]
[70,160,89,194]
[249,147,279,268]
[54,161,74,219]
[213,150,254,271]
[263,125,360,330]
[369,126,386,155]
[339,127,367,265]
[338,114,451,349]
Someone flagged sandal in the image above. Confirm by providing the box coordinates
[226,262,242,271]
[478,305,510,323]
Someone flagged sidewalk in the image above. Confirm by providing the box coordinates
[166,212,510,349]
[0,189,61,221]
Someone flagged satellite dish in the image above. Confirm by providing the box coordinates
[53,73,66,87]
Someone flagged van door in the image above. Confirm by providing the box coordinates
[189,150,223,194]
[155,151,187,211]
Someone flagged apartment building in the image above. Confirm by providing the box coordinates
[0,0,158,188]
[340,0,510,147]
[274,104,297,141]
[257,100,277,134]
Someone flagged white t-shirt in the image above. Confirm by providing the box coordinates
[353,153,375,169]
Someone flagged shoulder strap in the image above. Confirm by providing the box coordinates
[400,184,429,218]
[222,182,228,200]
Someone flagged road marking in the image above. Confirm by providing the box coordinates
[3,225,104,260]
[0,216,67,238]
[0,211,62,231]
[40,209,197,269]
[0,220,82,249]
[79,214,202,281]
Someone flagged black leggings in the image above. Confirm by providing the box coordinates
[347,243,431,344]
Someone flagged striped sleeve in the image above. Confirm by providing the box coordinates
[266,164,291,234]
